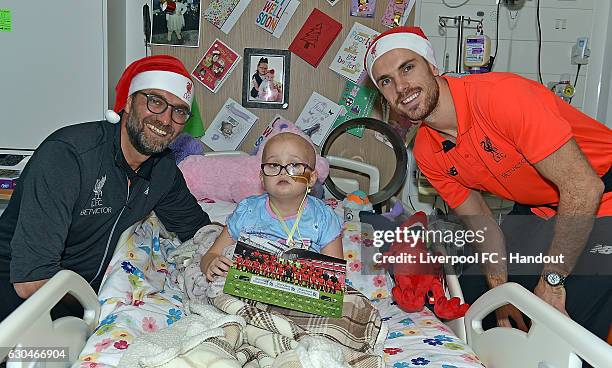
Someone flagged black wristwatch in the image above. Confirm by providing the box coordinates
[543,271,566,287]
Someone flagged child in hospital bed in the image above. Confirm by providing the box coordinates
[200,132,343,281]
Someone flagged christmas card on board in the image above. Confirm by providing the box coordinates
[201,98,258,151]
[203,0,252,34]
[192,39,241,93]
[255,0,300,38]
[381,0,415,28]
[329,23,379,84]
[350,0,376,18]
[288,8,342,68]
[332,81,378,138]
[295,92,343,146]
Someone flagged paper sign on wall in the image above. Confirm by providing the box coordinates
[0,9,12,32]
[255,0,299,38]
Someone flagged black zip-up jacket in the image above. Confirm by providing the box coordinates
[0,121,210,291]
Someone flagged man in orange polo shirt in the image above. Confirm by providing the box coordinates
[365,26,612,340]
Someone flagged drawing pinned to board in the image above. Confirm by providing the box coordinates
[243,48,291,109]
[201,98,259,151]
[295,92,343,146]
[203,0,251,34]
[150,0,201,47]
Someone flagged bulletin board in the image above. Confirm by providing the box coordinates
[151,0,416,191]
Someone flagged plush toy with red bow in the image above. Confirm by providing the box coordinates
[382,211,469,320]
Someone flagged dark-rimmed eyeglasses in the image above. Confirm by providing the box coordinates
[136,92,191,125]
[261,162,311,177]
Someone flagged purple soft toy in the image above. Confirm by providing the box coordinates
[169,133,205,164]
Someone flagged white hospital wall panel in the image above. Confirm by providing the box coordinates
[420,0,593,10]
[417,0,598,116]
[428,37,588,77]
[419,2,593,43]
[520,72,586,108]
[0,0,107,149]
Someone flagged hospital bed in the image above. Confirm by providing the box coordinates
[1,151,610,368]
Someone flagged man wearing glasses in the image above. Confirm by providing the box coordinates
[0,55,211,321]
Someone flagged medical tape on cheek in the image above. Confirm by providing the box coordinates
[289,175,312,193]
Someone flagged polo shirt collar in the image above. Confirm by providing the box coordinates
[423,76,474,153]
[113,122,164,181]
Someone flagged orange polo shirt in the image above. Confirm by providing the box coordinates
[414,73,612,218]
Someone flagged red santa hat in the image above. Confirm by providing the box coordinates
[364,26,437,85]
[105,55,194,123]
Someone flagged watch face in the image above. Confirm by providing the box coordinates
[546,273,562,286]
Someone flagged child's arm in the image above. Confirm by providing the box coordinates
[200,226,235,281]
[321,236,343,259]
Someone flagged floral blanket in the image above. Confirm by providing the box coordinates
[75,214,185,367]
[74,210,484,368]
[375,298,484,368]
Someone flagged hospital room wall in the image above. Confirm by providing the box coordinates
[415,0,599,114]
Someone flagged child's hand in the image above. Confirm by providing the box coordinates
[206,255,233,282]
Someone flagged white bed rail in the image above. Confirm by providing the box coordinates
[444,273,467,342]
[204,150,249,157]
[325,155,380,195]
[0,270,100,367]
[465,282,612,368]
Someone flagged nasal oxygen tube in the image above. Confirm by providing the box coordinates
[268,174,311,248]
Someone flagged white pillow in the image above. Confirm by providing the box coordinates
[199,199,237,225]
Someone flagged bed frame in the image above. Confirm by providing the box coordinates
[2,271,609,367]
[0,270,100,367]
[1,153,610,367]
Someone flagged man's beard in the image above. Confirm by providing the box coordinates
[125,110,174,156]
[396,77,440,122]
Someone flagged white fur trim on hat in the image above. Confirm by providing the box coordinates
[105,110,121,124]
[128,70,194,107]
[365,33,437,85]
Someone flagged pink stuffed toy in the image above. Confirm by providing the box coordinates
[179,118,330,203]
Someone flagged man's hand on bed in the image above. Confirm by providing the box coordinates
[13,279,49,299]
[495,304,529,332]
[534,278,569,317]
[206,255,233,282]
